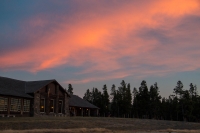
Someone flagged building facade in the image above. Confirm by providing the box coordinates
[0,76,70,117]
[69,95,99,117]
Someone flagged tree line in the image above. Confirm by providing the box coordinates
[81,80,200,122]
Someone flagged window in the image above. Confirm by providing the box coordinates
[23,99,30,112]
[50,99,54,113]
[45,87,48,93]
[0,97,8,111]
[40,99,45,112]
[10,98,21,112]
[58,100,63,113]
[55,88,57,94]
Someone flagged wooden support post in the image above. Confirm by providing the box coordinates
[64,93,66,115]
[21,98,23,115]
[81,108,83,116]
[46,86,50,115]
[73,108,76,116]
[7,97,10,115]
[55,85,59,114]
[97,109,99,117]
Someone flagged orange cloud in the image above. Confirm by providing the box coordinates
[65,71,130,84]
[1,0,200,83]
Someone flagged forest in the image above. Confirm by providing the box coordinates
[68,80,200,122]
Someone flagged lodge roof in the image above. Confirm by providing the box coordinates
[0,76,68,98]
[25,80,55,93]
[69,95,99,109]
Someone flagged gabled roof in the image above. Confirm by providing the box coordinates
[69,95,99,109]
[0,76,32,98]
[25,80,55,93]
[0,76,69,98]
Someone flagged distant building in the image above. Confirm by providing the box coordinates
[69,95,99,116]
[0,76,99,117]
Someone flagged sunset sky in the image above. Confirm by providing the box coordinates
[1,0,200,98]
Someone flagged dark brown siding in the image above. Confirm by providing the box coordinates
[34,92,40,115]
[33,82,69,117]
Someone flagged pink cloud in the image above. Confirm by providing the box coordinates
[1,0,200,83]
[65,71,130,84]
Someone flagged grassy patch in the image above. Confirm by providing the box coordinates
[0,117,200,132]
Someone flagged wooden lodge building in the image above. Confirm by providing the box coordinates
[69,95,99,116]
[0,76,99,117]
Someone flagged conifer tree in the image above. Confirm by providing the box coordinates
[125,83,132,117]
[149,82,161,119]
[110,84,118,116]
[102,84,109,116]
[68,84,73,95]
[132,87,138,118]
[138,80,150,118]
[91,88,102,114]
[83,89,92,102]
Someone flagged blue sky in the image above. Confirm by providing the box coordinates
[0,0,200,98]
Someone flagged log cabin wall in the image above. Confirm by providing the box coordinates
[34,92,40,115]
[0,77,70,117]
[69,95,99,117]
[69,106,99,117]
[65,93,70,116]
[55,85,59,114]
[33,82,69,116]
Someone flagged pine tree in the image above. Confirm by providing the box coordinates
[138,80,150,118]
[91,88,102,110]
[174,81,185,120]
[110,84,118,117]
[132,87,138,118]
[117,80,132,117]
[68,84,73,95]
[189,83,195,99]
[102,84,109,116]
[149,82,161,119]
[173,81,184,99]
[118,80,126,117]
[125,83,132,117]
[83,89,92,102]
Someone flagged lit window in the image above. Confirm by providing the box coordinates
[23,99,30,112]
[10,98,21,112]
[50,99,54,113]
[40,99,45,112]
[0,97,8,111]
